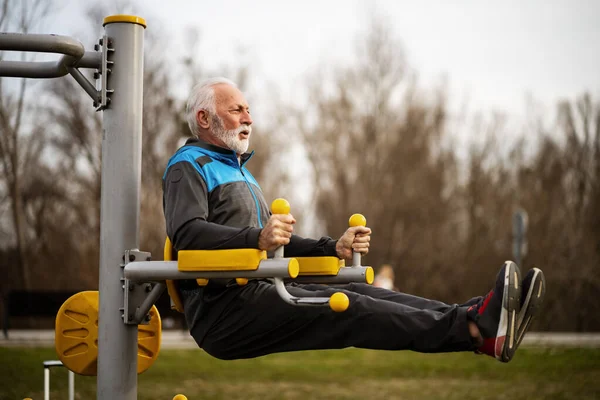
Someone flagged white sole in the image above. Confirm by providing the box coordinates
[495,261,520,361]
[515,268,546,347]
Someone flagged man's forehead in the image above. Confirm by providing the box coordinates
[214,84,248,107]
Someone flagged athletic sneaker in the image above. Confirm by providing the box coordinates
[467,261,521,362]
[514,268,546,348]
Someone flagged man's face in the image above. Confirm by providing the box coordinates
[211,84,253,155]
[211,112,252,155]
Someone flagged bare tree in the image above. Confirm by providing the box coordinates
[292,15,464,300]
[0,0,53,290]
[526,94,600,330]
[458,94,600,331]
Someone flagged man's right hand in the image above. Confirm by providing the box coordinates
[258,214,296,251]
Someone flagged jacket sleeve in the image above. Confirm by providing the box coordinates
[284,234,339,258]
[163,160,261,251]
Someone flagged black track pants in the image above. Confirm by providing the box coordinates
[183,281,479,360]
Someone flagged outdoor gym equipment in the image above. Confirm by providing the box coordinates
[43,360,74,400]
[0,15,373,400]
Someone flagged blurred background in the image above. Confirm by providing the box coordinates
[1,0,599,334]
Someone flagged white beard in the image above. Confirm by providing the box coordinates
[212,114,251,154]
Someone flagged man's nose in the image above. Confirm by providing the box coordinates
[241,110,253,125]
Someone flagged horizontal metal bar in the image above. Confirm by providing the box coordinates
[295,297,331,305]
[0,33,84,57]
[1,51,102,78]
[273,277,330,306]
[0,56,77,78]
[123,258,296,281]
[287,267,372,284]
[0,33,90,78]
[43,360,64,369]
[75,51,101,69]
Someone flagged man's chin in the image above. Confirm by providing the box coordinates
[231,139,249,154]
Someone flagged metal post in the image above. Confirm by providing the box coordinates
[97,15,145,400]
[512,209,528,268]
[68,370,75,400]
[44,367,50,400]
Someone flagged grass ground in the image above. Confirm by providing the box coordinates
[1,346,599,400]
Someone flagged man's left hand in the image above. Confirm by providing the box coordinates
[335,226,371,262]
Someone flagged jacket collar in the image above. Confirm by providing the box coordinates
[183,137,255,166]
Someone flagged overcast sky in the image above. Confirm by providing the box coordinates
[41,0,600,121]
[6,0,598,232]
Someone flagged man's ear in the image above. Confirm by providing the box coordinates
[197,109,210,129]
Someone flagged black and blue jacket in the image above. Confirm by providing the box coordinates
[162,138,338,257]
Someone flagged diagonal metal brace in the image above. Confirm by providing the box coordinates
[122,249,165,325]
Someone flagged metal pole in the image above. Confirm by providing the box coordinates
[44,367,49,400]
[97,15,145,400]
[68,370,75,400]
[123,258,297,281]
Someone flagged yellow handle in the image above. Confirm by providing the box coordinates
[349,213,366,227]
[173,395,188,400]
[271,198,290,215]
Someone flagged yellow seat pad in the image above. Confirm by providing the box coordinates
[178,249,267,271]
[295,257,344,275]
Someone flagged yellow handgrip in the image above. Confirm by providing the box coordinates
[349,214,366,227]
[271,198,290,214]
[329,292,350,312]
[173,395,188,400]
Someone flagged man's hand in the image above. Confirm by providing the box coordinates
[258,214,296,251]
[335,226,371,262]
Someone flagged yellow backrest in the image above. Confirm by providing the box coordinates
[164,238,185,313]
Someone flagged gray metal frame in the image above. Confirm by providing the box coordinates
[0,33,102,103]
[272,245,335,307]
[96,19,145,400]
[0,16,371,400]
[121,255,371,320]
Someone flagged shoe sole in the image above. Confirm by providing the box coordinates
[496,261,521,362]
[515,268,546,349]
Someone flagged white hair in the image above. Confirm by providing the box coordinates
[185,77,237,137]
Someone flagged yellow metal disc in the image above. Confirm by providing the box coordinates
[137,304,161,374]
[365,266,374,284]
[288,258,300,278]
[55,291,161,376]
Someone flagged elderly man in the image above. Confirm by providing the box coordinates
[162,77,546,361]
